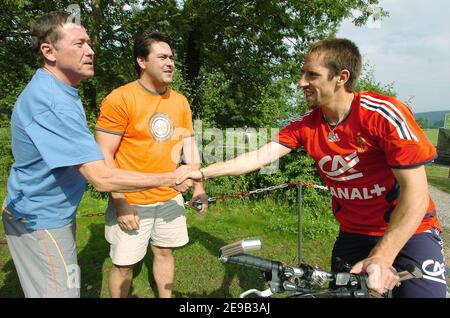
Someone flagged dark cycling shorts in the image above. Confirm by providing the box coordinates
[331,228,447,298]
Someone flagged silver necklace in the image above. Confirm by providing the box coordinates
[323,104,352,142]
[326,121,341,142]
[324,115,345,143]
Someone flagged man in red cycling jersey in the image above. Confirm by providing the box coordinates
[177,38,447,298]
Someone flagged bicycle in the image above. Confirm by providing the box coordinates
[218,239,423,298]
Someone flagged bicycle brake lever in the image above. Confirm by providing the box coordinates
[368,290,386,298]
[368,265,422,298]
[239,288,273,298]
[398,264,422,282]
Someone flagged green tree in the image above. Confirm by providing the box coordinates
[0,0,387,127]
[0,0,41,123]
[0,0,396,206]
[356,63,397,96]
[433,120,444,128]
[0,0,141,122]
[416,118,429,129]
[170,0,388,126]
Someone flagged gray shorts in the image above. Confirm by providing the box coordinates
[105,194,189,266]
[2,209,80,298]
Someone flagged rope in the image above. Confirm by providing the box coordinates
[188,180,328,208]
[70,179,328,218]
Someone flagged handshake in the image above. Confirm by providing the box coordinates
[171,165,208,215]
[171,165,204,193]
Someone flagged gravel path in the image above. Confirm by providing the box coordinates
[429,185,450,228]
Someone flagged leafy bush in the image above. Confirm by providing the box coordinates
[0,125,12,176]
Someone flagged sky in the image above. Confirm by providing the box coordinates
[336,0,450,114]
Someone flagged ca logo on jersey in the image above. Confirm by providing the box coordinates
[318,152,363,181]
[149,112,174,142]
[422,260,447,285]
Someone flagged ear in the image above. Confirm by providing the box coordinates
[136,56,147,70]
[40,42,57,63]
[336,69,350,87]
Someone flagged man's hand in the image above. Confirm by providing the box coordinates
[173,180,193,193]
[350,256,400,295]
[176,169,203,185]
[173,165,195,192]
[189,188,209,218]
[114,197,140,231]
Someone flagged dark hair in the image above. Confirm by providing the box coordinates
[307,38,362,91]
[134,31,173,77]
[31,11,72,65]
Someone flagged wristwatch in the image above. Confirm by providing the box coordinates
[199,168,206,181]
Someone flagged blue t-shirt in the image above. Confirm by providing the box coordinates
[5,69,104,230]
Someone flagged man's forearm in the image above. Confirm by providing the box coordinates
[368,191,428,265]
[369,166,430,265]
[175,142,291,184]
[201,155,261,179]
[184,148,205,190]
[99,168,176,192]
[79,160,177,193]
[102,152,127,202]
[200,142,291,180]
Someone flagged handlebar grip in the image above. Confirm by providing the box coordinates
[225,254,283,273]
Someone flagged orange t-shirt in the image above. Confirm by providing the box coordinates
[96,81,194,204]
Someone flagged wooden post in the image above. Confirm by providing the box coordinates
[298,185,302,267]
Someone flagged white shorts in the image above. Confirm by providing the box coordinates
[105,194,188,266]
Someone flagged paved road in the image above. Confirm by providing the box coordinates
[429,185,450,228]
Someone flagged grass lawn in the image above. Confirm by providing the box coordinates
[426,164,450,193]
[423,128,439,146]
[0,127,448,298]
[0,190,337,298]
[423,128,449,192]
[0,123,338,298]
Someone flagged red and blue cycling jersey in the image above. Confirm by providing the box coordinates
[274,91,440,236]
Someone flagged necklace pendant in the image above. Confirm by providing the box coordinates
[328,131,340,142]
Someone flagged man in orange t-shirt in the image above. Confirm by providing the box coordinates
[95,32,207,298]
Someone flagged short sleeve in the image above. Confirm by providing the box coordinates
[26,110,104,170]
[95,91,129,134]
[182,97,194,137]
[374,98,437,168]
[273,120,303,150]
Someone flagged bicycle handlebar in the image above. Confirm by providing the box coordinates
[220,252,366,297]
[221,254,286,275]
[218,239,422,298]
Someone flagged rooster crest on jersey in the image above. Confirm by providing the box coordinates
[356,133,369,152]
[149,112,174,142]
